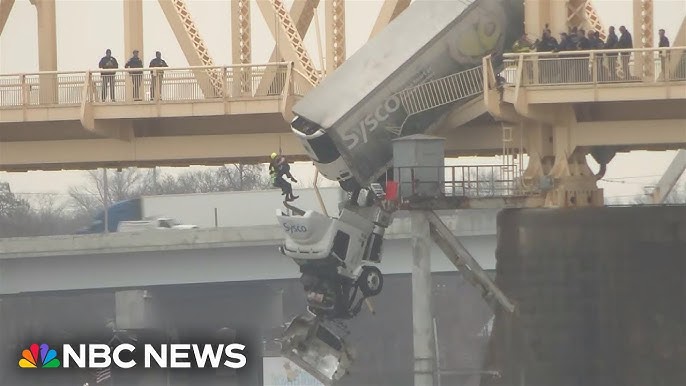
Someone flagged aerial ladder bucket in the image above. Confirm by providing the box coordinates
[280,312,354,386]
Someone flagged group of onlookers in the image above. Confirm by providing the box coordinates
[509,24,673,83]
[97,49,169,102]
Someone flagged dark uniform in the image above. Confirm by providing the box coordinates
[604,28,619,81]
[98,50,118,101]
[149,52,168,99]
[617,27,633,79]
[535,32,558,84]
[124,51,143,101]
[658,30,670,80]
[274,157,298,202]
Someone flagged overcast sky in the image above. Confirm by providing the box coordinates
[0,0,685,201]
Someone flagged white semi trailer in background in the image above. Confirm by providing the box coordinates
[78,187,344,233]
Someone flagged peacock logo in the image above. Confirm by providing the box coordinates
[19,343,61,368]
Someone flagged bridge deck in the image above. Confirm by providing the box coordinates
[0,210,498,294]
[482,47,686,152]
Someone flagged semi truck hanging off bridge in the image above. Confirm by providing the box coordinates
[275,0,524,384]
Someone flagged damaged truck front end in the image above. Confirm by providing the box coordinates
[280,312,355,385]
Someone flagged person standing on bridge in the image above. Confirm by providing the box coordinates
[98,49,118,102]
[125,50,143,101]
[658,29,670,81]
[149,51,168,100]
[617,26,634,79]
[603,26,619,81]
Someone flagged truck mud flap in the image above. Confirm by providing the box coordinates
[280,313,353,385]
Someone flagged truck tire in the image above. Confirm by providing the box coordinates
[359,266,383,297]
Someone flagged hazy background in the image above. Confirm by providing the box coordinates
[0,0,685,202]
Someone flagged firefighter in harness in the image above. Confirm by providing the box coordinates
[270,152,299,202]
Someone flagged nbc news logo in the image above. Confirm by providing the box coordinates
[19,344,60,368]
[19,342,247,369]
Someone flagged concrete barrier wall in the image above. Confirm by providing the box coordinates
[0,210,498,258]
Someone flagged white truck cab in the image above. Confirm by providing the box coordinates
[276,199,392,320]
[117,217,198,232]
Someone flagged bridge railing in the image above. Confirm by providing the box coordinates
[0,63,303,108]
[485,46,686,88]
[291,69,317,96]
[386,165,523,200]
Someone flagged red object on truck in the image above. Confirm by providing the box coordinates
[385,180,399,201]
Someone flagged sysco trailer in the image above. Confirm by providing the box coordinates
[290,0,523,192]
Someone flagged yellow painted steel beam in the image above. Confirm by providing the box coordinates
[324,0,345,73]
[633,0,654,78]
[32,0,58,105]
[566,0,607,40]
[0,122,509,171]
[572,119,686,147]
[256,0,320,85]
[157,0,223,97]
[369,0,410,40]
[123,0,144,102]
[651,149,686,203]
[0,0,15,36]
[0,133,307,172]
[231,0,252,95]
[231,0,251,64]
[668,16,686,76]
[256,0,319,95]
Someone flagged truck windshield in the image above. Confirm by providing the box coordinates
[308,132,340,164]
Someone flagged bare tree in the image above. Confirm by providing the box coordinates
[68,165,270,217]
[68,169,144,219]
[0,181,30,217]
[0,164,274,238]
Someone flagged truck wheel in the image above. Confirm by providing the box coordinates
[359,266,383,297]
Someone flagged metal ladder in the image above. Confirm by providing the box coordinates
[396,66,484,120]
[500,123,522,196]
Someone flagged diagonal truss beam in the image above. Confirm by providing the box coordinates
[651,150,686,204]
[157,0,223,98]
[0,0,15,36]
[257,0,320,85]
[567,0,607,40]
[667,16,686,81]
[325,0,345,73]
[256,0,319,95]
[583,0,607,40]
[369,0,410,40]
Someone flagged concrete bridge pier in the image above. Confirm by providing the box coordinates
[484,205,686,386]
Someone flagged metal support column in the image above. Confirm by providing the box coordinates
[103,168,109,233]
[124,0,143,102]
[411,210,435,386]
[32,0,57,104]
